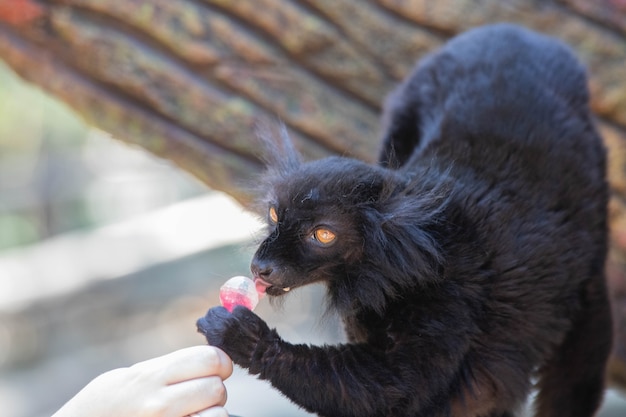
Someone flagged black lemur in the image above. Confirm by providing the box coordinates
[197,24,612,417]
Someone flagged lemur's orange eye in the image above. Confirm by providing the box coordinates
[269,206,278,224]
[314,228,336,245]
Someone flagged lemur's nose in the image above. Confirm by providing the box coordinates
[251,259,273,279]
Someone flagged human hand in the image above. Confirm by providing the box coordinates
[52,345,233,417]
[196,306,276,373]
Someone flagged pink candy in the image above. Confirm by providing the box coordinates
[219,276,263,312]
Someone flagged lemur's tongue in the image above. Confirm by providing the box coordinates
[254,277,272,295]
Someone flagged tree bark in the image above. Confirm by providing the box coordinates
[1,0,626,388]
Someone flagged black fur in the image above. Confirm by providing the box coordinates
[197,24,612,417]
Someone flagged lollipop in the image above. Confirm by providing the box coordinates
[219,276,263,312]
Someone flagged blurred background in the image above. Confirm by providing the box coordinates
[0,57,625,417]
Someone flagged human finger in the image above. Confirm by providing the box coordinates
[163,375,228,416]
[132,346,233,384]
[192,406,230,417]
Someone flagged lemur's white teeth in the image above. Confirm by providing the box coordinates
[282,287,291,292]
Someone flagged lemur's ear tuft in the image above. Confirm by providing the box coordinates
[254,119,301,174]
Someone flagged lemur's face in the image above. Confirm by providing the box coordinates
[251,157,384,297]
